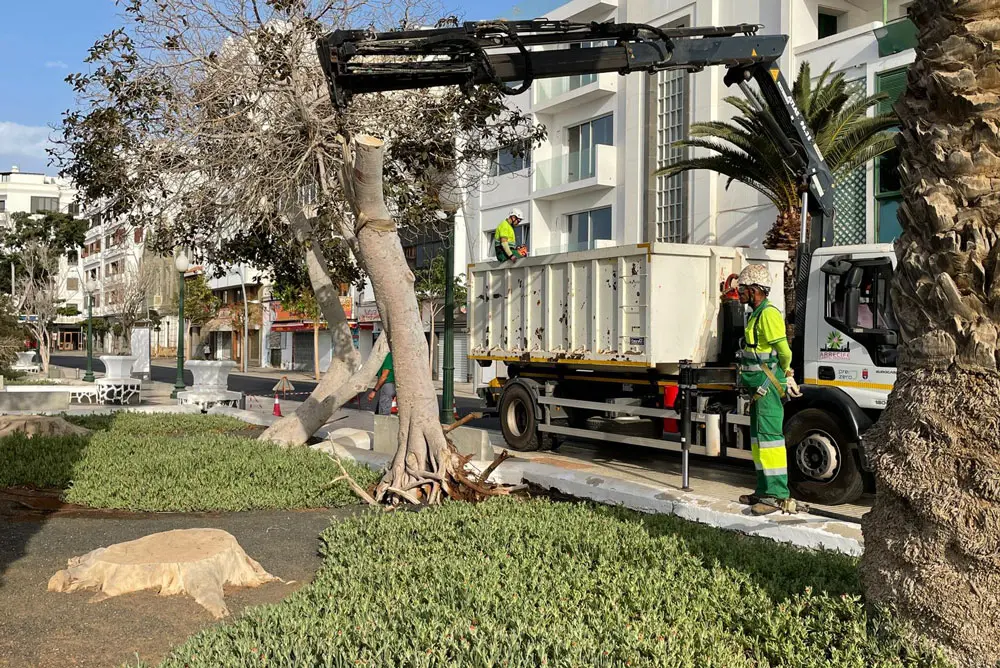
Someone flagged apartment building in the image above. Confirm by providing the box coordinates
[464,0,917,263]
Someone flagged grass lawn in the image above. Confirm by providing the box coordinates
[0,413,378,511]
[152,498,948,668]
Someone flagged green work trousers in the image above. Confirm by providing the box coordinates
[740,353,790,500]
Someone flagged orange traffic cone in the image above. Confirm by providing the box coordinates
[272,393,282,417]
[390,396,398,414]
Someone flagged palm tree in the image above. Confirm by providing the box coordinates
[657,62,897,250]
[860,2,1000,665]
[656,63,897,320]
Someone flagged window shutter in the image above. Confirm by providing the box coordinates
[876,67,908,115]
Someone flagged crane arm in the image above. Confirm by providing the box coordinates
[316,19,834,250]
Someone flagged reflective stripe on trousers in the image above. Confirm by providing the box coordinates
[741,358,789,500]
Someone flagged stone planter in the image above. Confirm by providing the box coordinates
[185,360,237,392]
[15,351,37,367]
[100,355,138,380]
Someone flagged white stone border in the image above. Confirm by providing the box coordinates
[207,413,865,557]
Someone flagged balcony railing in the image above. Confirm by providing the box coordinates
[534,144,614,191]
[534,74,597,104]
[874,18,917,57]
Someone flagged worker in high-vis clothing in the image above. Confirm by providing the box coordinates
[493,208,523,262]
[735,264,802,515]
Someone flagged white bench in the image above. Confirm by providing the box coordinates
[4,385,101,403]
[96,378,143,405]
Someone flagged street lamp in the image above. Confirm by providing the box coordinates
[171,248,190,399]
[83,277,98,383]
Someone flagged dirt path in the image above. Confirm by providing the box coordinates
[0,506,360,667]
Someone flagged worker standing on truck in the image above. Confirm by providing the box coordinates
[736,264,801,515]
[493,208,523,262]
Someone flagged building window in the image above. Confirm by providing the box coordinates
[567,114,613,182]
[876,67,907,243]
[568,207,613,251]
[30,197,60,213]
[134,227,144,243]
[818,11,840,39]
[489,145,531,177]
[484,224,530,260]
[67,250,79,263]
[0,199,5,212]
[67,278,79,291]
[647,62,689,243]
[68,202,81,217]
[0,174,8,183]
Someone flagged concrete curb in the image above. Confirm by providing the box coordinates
[518,463,863,556]
[324,444,863,556]
[207,405,279,426]
[1,405,205,417]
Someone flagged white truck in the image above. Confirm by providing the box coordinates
[469,242,897,506]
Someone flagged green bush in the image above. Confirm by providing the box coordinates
[66,431,375,512]
[0,432,89,488]
[63,412,247,434]
[158,499,947,668]
[0,414,377,511]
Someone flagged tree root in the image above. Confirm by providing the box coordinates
[323,456,378,506]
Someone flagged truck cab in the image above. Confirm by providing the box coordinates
[776,243,897,504]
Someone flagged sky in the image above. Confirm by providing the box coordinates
[0,0,561,176]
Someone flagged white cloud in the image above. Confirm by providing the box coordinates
[45,61,68,69]
[0,122,53,160]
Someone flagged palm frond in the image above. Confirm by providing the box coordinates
[832,135,899,175]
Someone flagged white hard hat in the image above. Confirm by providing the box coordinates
[508,207,524,220]
[737,264,771,290]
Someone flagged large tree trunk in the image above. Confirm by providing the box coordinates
[860,2,1000,665]
[259,211,360,446]
[341,136,470,505]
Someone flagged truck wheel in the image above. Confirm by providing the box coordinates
[785,408,864,506]
[499,383,541,452]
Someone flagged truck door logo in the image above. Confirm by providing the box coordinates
[820,331,851,360]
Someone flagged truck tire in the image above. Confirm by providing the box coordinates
[785,408,864,506]
[499,383,542,452]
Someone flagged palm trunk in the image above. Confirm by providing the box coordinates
[859,2,1000,665]
[764,208,800,332]
[342,135,466,505]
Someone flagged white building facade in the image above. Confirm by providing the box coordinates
[464,0,915,263]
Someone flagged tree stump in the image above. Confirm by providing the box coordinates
[47,528,280,618]
[0,416,90,438]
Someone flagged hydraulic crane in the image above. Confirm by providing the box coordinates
[316,18,837,366]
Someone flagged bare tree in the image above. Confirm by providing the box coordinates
[56,0,543,451]
[20,242,61,373]
[106,257,155,354]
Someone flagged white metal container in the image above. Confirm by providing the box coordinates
[468,243,788,370]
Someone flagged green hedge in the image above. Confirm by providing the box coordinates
[0,414,378,512]
[157,499,947,668]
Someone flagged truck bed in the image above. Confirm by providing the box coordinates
[468,243,788,371]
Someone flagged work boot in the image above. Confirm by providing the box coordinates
[750,497,798,516]
[739,493,762,505]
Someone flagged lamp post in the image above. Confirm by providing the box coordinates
[171,249,190,399]
[83,278,97,383]
[237,265,249,373]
